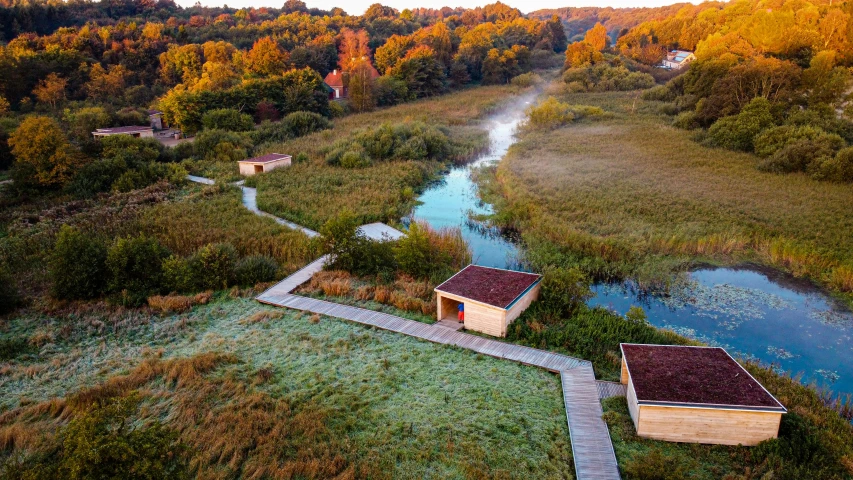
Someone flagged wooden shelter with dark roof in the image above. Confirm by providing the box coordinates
[434,265,541,337]
[620,343,786,446]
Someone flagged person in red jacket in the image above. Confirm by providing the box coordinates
[457,303,464,323]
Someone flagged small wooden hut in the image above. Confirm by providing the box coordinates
[434,265,541,337]
[620,343,786,446]
[238,153,292,176]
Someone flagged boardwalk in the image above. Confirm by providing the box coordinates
[563,369,621,479]
[185,175,320,238]
[257,261,621,480]
[596,381,627,400]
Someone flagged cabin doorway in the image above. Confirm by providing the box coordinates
[254,165,263,174]
[440,296,464,323]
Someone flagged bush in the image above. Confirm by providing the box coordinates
[320,212,396,277]
[202,108,255,132]
[641,84,676,102]
[707,97,776,152]
[191,243,237,290]
[7,395,189,479]
[525,97,575,130]
[510,72,542,88]
[672,111,700,130]
[67,157,129,198]
[540,266,592,317]
[251,111,330,145]
[758,139,838,174]
[171,141,195,161]
[563,64,655,92]
[49,226,108,300]
[811,147,853,183]
[0,337,33,360]
[193,129,252,161]
[106,235,170,306]
[234,255,280,286]
[325,122,452,166]
[374,76,409,106]
[394,221,471,280]
[753,125,845,158]
[162,255,195,293]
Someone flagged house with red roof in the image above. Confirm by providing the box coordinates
[323,64,380,100]
[434,265,542,337]
[620,343,786,445]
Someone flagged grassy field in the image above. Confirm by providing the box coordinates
[482,90,853,303]
[250,85,522,230]
[0,296,573,479]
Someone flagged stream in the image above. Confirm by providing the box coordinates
[408,91,853,397]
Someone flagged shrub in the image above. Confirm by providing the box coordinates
[0,337,33,360]
[525,97,575,130]
[374,76,409,106]
[811,147,853,183]
[621,450,691,480]
[99,135,165,163]
[234,255,280,286]
[672,111,699,130]
[201,108,255,132]
[753,125,845,158]
[49,226,108,300]
[193,129,252,161]
[162,255,195,293]
[540,267,592,317]
[67,157,129,198]
[326,122,452,166]
[106,235,170,306]
[251,111,331,145]
[191,243,237,290]
[320,212,396,276]
[10,395,189,479]
[171,141,195,161]
[706,97,775,152]
[394,221,470,280]
[394,221,432,278]
[111,162,187,193]
[758,139,837,174]
[563,64,654,92]
[641,84,676,102]
[510,72,542,88]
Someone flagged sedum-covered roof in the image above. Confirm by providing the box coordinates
[435,265,541,309]
[621,344,786,411]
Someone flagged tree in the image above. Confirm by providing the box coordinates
[32,73,67,109]
[65,107,113,143]
[86,64,128,102]
[338,28,371,72]
[201,108,254,131]
[107,235,170,305]
[707,97,776,152]
[49,225,108,300]
[246,37,288,77]
[347,60,376,112]
[374,34,415,74]
[9,116,85,188]
[584,23,610,51]
[391,45,446,98]
[564,41,603,68]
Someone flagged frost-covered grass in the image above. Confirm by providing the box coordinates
[0,296,573,478]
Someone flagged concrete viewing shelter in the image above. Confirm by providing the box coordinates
[238,153,292,176]
[434,265,541,337]
[92,126,154,139]
[620,343,786,446]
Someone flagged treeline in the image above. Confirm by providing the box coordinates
[617,0,853,182]
[529,4,690,42]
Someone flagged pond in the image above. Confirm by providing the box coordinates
[591,267,853,396]
[408,90,853,398]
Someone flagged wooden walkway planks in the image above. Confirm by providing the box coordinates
[256,257,620,480]
[596,381,627,400]
[562,368,621,480]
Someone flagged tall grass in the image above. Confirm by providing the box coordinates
[248,85,520,230]
[484,89,853,303]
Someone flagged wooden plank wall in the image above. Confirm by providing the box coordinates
[637,406,782,446]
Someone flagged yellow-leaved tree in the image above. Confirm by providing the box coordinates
[9,116,85,188]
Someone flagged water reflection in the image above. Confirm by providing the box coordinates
[591,267,853,395]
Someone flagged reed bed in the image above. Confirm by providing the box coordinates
[485,90,853,303]
[250,85,519,230]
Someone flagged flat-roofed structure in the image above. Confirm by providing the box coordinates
[238,153,292,176]
[435,265,541,337]
[620,343,786,446]
[358,222,405,242]
[92,126,154,139]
